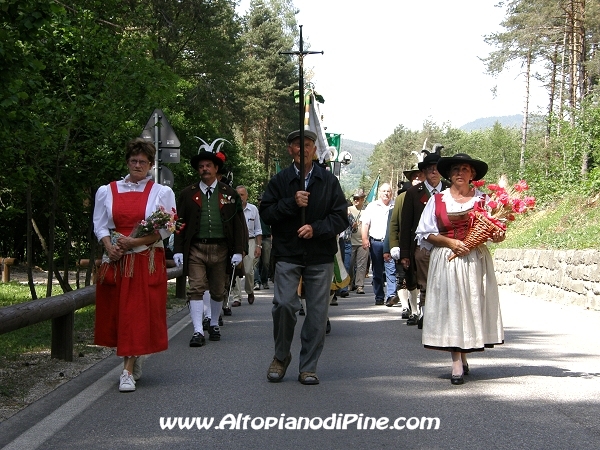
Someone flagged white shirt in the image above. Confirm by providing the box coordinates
[243,203,262,238]
[93,175,177,242]
[424,180,443,195]
[362,199,394,240]
[415,188,486,250]
[199,180,218,196]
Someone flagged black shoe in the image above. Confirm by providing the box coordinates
[340,291,349,298]
[330,297,338,306]
[463,363,470,375]
[299,307,305,316]
[208,326,221,341]
[222,307,232,316]
[451,374,464,385]
[406,315,418,326]
[401,308,411,319]
[417,315,423,329]
[202,317,210,331]
[375,299,385,305]
[218,314,223,326]
[189,332,206,347]
[326,319,331,335]
[254,283,261,291]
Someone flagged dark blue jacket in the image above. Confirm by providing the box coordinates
[260,163,349,266]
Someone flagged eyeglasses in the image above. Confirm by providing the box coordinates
[129,159,150,166]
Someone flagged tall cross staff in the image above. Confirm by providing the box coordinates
[281,25,323,224]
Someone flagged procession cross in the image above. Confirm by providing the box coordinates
[280,25,323,225]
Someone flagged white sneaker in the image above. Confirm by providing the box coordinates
[133,357,143,381]
[119,369,136,392]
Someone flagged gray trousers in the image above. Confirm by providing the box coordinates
[272,261,333,373]
[350,244,368,288]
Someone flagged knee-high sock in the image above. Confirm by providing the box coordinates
[203,291,211,319]
[210,298,222,327]
[189,299,204,334]
[408,289,420,315]
[399,289,409,309]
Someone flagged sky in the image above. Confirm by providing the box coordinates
[237,0,548,144]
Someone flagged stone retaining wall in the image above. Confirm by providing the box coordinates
[493,249,600,310]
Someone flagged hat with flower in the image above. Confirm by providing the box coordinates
[191,137,230,170]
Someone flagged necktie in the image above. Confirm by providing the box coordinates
[431,188,437,195]
[206,186,212,198]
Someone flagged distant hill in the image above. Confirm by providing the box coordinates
[460,115,523,131]
[337,138,374,196]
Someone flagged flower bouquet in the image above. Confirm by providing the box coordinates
[448,177,535,261]
[109,206,185,248]
[130,206,185,238]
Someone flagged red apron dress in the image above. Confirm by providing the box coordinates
[94,180,168,356]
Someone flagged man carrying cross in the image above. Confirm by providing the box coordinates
[259,129,348,385]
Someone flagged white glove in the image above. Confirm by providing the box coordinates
[390,247,401,261]
[173,253,183,267]
[231,253,243,266]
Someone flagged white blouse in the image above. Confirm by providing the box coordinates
[415,189,486,251]
[93,175,177,243]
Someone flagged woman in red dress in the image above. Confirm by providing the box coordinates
[93,138,177,392]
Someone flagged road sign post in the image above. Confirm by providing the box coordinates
[141,109,181,185]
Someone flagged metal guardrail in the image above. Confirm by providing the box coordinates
[0,266,185,361]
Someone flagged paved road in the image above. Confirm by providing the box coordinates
[2,282,599,449]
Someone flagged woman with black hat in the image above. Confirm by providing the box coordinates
[414,153,505,385]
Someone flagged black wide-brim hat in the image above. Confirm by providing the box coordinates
[191,151,225,170]
[436,153,488,181]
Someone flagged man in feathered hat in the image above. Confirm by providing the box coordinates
[399,147,450,328]
[387,160,425,315]
[173,147,248,347]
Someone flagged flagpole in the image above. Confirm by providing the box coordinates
[281,26,323,225]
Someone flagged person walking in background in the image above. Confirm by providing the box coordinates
[361,183,395,305]
[231,185,262,307]
[388,162,425,317]
[260,129,348,385]
[254,194,272,290]
[93,138,177,392]
[348,189,369,294]
[400,150,449,327]
[416,153,504,385]
[173,148,247,347]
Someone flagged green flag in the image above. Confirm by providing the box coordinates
[326,133,341,153]
[366,175,380,203]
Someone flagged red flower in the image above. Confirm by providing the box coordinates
[472,180,486,188]
[514,180,529,192]
[487,184,501,191]
[512,199,527,213]
[496,192,510,205]
[215,152,226,163]
[524,196,536,207]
